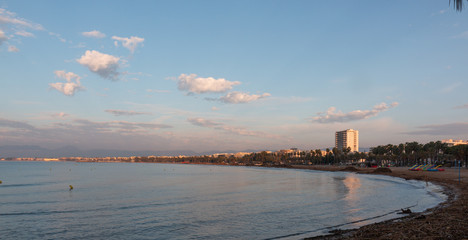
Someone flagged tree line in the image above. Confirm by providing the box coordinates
[75,141,468,168]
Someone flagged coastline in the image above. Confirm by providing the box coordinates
[294,166,468,239]
[2,160,466,238]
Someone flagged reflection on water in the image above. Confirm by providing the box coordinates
[343,174,361,203]
[0,162,445,239]
[343,174,363,224]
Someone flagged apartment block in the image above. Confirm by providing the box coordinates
[335,129,359,152]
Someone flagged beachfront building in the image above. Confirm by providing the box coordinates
[442,139,468,147]
[335,129,359,152]
[277,148,302,158]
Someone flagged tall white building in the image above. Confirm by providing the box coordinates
[335,129,359,152]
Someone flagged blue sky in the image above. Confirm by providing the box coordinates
[1,1,467,153]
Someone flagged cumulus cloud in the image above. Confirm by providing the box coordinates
[187,117,281,139]
[112,36,144,53]
[7,45,19,52]
[105,109,151,116]
[218,91,271,104]
[77,50,120,80]
[178,74,240,94]
[82,30,106,38]
[405,122,468,135]
[49,70,84,96]
[312,102,399,123]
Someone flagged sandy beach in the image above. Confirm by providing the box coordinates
[294,166,468,239]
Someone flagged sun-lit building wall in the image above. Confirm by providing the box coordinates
[335,129,359,152]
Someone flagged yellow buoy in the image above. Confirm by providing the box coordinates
[69,185,73,191]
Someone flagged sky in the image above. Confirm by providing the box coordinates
[1,0,468,154]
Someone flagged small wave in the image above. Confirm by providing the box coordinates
[264,204,418,240]
[1,200,59,205]
[0,209,82,216]
[0,183,44,188]
[0,181,58,188]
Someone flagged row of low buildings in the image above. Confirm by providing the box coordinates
[441,139,468,147]
[211,129,361,158]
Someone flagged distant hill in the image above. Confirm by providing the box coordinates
[0,145,266,158]
[0,145,197,158]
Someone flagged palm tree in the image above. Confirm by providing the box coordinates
[332,147,338,164]
[325,148,330,165]
[315,149,322,164]
[452,0,466,11]
[343,147,351,164]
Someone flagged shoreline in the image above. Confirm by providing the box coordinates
[293,165,467,239]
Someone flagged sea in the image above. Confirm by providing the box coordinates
[0,161,446,239]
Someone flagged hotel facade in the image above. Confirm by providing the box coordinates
[335,129,359,152]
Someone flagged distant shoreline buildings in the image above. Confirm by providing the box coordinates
[335,129,359,152]
[441,139,468,147]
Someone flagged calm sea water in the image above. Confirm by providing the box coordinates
[0,161,445,239]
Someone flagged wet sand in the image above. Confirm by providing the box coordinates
[294,165,468,239]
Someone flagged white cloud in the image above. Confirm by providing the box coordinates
[0,30,7,45]
[0,8,46,48]
[7,45,19,52]
[105,109,151,116]
[112,36,144,53]
[82,30,106,38]
[177,74,240,94]
[188,117,223,128]
[0,8,44,30]
[211,106,219,111]
[77,50,120,80]
[48,31,67,43]
[15,30,34,37]
[218,91,271,104]
[71,119,172,132]
[49,70,84,96]
[52,112,69,118]
[312,102,399,123]
[188,117,281,139]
